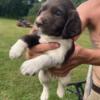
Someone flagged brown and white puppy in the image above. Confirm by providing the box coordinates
[9,0,81,99]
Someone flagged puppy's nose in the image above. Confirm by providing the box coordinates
[36,17,47,27]
[36,21,43,27]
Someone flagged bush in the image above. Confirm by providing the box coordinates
[72,0,86,6]
[0,0,30,18]
[27,2,41,22]
[24,15,36,23]
[28,3,41,16]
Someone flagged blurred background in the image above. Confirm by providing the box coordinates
[0,0,86,22]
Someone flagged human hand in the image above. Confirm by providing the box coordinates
[48,44,85,76]
[26,43,85,76]
[26,42,60,59]
[65,44,84,67]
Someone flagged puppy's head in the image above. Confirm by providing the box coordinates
[35,0,81,38]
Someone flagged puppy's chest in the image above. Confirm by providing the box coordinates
[39,34,72,49]
[39,34,73,64]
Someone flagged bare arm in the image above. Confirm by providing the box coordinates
[80,48,100,65]
[48,45,100,76]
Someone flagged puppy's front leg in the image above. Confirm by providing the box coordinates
[9,39,27,59]
[20,44,68,76]
[20,54,53,76]
[9,34,40,59]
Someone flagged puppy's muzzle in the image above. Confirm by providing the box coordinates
[36,16,48,27]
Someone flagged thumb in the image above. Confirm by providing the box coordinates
[30,42,60,53]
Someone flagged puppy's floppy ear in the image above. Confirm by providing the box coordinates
[62,10,81,39]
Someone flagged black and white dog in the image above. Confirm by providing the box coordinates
[9,0,81,99]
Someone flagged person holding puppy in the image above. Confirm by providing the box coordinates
[27,0,100,99]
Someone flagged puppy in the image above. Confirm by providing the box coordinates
[9,0,81,99]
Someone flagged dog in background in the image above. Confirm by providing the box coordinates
[9,0,81,99]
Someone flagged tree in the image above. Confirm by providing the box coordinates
[0,0,30,18]
[72,0,86,6]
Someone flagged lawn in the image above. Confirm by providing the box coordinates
[0,18,91,100]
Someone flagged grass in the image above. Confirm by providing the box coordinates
[0,18,91,100]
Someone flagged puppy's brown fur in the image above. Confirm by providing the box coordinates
[26,0,81,60]
[36,0,81,38]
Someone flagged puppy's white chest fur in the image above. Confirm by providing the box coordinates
[39,34,72,67]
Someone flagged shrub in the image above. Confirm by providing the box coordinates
[27,2,41,22]
[0,0,30,18]
[72,0,86,6]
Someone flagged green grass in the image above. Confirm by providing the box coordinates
[0,18,91,100]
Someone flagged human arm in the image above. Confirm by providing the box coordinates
[26,43,100,73]
[78,48,100,66]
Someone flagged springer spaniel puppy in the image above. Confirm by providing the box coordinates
[9,0,81,99]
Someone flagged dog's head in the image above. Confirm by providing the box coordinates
[35,0,81,39]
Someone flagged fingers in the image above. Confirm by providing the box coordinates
[25,42,60,59]
[48,63,76,76]
[30,42,60,53]
[25,49,42,59]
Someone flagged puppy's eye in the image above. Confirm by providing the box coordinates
[55,10,63,16]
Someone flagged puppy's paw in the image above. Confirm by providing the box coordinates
[57,84,64,98]
[20,59,39,76]
[9,40,27,59]
[9,46,23,59]
[40,90,49,100]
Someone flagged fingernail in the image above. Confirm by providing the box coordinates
[55,44,59,48]
[52,43,60,48]
[50,42,60,48]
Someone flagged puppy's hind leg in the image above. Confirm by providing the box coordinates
[57,73,71,98]
[57,81,65,98]
[38,70,50,100]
